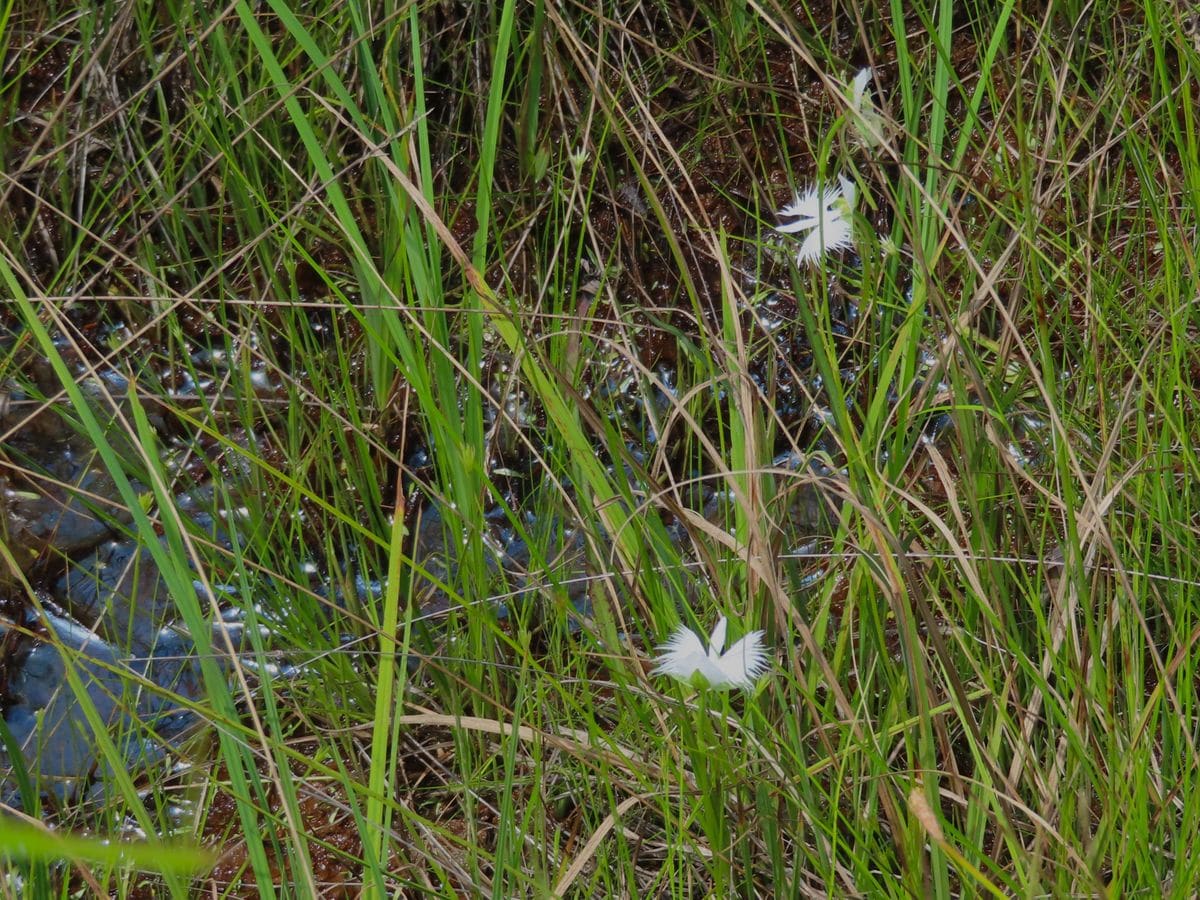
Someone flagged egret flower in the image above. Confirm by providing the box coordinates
[651,615,769,691]
[850,67,873,110]
[847,67,885,147]
[775,173,857,266]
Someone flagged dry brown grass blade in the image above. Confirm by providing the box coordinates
[550,793,646,898]
[396,712,678,787]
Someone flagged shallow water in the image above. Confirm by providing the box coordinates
[0,355,845,804]
[0,288,1059,808]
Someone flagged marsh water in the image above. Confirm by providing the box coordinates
[0,268,1056,811]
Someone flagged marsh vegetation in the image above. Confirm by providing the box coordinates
[1,1,1199,896]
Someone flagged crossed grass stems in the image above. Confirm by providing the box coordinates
[1,0,1198,896]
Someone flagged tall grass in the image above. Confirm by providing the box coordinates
[1,0,1198,896]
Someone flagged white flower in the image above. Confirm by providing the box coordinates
[850,67,873,110]
[651,615,769,691]
[775,173,857,266]
[847,67,885,147]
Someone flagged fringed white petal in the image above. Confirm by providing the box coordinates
[716,632,770,688]
[775,174,857,266]
[651,617,770,691]
[774,184,825,229]
[794,214,854,266]
[650,625,707,678]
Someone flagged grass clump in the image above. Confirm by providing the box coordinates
[1,0,1199,896]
